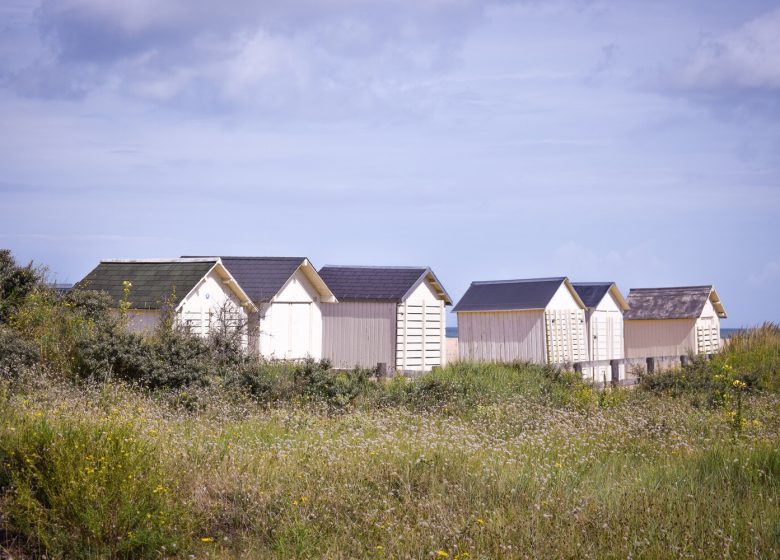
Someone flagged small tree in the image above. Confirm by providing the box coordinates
[0,249,44,323]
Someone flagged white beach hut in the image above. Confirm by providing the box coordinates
[572,282,629,381]
[454,277,587,365]
[624,285,727,359]
[318,266,452,373]
[194,257,338,361]
[77,258,257,348]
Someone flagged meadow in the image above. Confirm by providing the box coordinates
[0,251,779,559]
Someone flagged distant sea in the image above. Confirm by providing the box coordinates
[446,326,746,339]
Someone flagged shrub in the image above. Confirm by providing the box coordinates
[0,327,39,377]
[75,328,211,389]
[0,249,44,324]
[0,400,191,559]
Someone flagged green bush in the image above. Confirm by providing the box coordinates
[0,401,190,559]
[0,327,39,378]
[0,249,44,324]
[74,328,210,389]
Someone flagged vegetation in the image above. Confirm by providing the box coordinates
[0,249,778,558]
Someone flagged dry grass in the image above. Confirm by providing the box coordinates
[2,371,779,559]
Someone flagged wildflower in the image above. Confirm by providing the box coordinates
[375,545,384,551]
[436,550,449,558]
[200,537,214,543]
[476,518,485,526]
[732,380,747,390]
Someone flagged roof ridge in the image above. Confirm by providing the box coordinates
[471,277,566,285]
[320,265,428,270]
[102,258,218,263]
[185,256,306,260]
[629,285,712,291]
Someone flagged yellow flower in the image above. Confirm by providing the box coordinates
[200,537,214,543]
[375,545,384,551]
[436,550,449,558]
[476,518,485,526]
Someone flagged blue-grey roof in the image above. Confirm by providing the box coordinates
[572,282,613,309]
[184,256,306,303]
[452,277,569,313]
[318,266,451,304]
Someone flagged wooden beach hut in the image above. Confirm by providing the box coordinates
[77,258,257,348]
[187,257,337,361]
[572,282,629,381]
[624,285,727,359]
[454,277,587,365]
[317,266,452,373]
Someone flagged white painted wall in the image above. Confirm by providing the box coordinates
[624,318,697,358]
[546,282,581,310]
[457,310,547,363]
[257,268,323,360]
[396,279,446,372]
[178,268,250,349]
[583,290,625,381]
[126,310,161,334]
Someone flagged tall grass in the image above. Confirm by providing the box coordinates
[1,371,778,559]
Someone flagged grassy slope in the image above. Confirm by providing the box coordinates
[2,370,779,560]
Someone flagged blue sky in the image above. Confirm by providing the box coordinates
[1,0,779,326]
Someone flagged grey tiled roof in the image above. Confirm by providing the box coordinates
[76,260,217,309]
[318,266,429,302]
[453,277,567,312]
[185,257,306,303]
[625,286,718,320]
[572,282,613,309]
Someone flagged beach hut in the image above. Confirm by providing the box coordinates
[624,285,727,359]
[454,277,587,365]
[77,258,256,348]
[317,266,452,373]
[572,282,629,381]
[187,257,337,361]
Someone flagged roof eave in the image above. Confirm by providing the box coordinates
[401,267,453,305]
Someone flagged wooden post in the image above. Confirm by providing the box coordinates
[680,355,689,368]
[610,360,620,385]
[646,357,655,374]
[377,362,387,378]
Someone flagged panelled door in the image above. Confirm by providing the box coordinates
[544,309,587,364]
[396,301,444,372]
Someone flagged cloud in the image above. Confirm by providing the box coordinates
[4,0,508,116]
[676,6,780,91]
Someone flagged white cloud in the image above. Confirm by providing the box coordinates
[677,6,780,90]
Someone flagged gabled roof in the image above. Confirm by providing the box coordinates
[453,277,585,313]
[184,256,336,304]
[624,285,726,320]
[76,258,256,311]
[318,266,452,305]
[572,282,629,311]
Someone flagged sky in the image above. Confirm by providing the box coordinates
[1,0,779,327]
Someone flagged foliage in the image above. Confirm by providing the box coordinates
[0,377,778,559]
[0,388,191,559]
[74,327,211,389]
[0,249,44,324]
[0,327,39,378]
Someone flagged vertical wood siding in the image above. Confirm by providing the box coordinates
[457,311,547,364]
[321,301,397,369]
[624,319,697,358]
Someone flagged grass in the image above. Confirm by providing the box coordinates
[1,367,779,559]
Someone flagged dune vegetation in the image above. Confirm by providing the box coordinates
[1,250,779,559]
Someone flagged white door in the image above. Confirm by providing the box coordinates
[289,303,312,359]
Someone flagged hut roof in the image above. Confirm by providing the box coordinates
[624,286,726,320]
